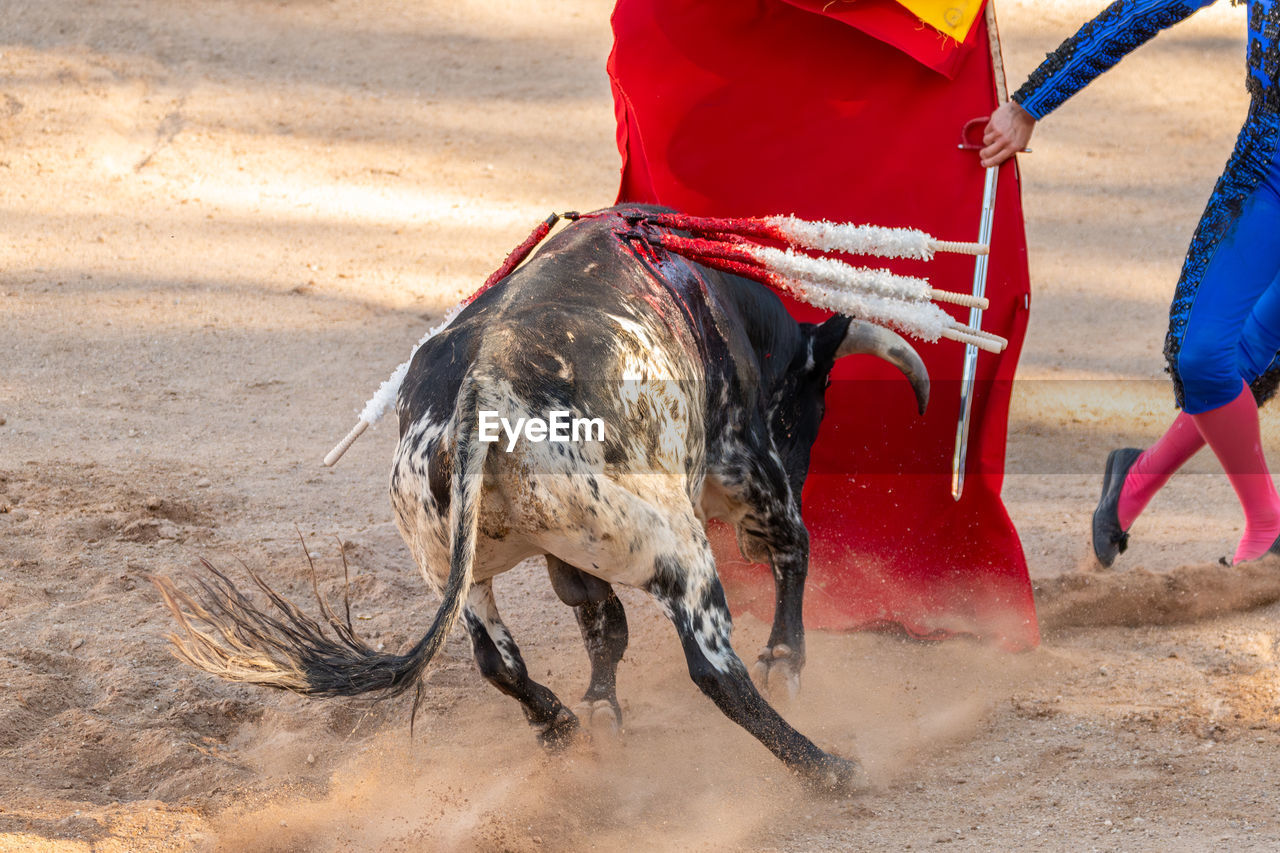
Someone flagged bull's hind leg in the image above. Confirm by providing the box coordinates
[545,555,628,736]
[463,580,579,749]
[528,476,859,791]
[647,539,864,794]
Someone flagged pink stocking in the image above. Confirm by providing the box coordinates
[1190,382,1280,563]
[1117,412,1205,530]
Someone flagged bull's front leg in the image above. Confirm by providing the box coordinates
[718,458,811,700]
[545,555,628,738]
[572,592,628,736]
[756,541,807,702]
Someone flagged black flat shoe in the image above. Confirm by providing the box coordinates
[1092,447,1143,568]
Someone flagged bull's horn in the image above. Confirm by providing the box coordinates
[836,320,929,415]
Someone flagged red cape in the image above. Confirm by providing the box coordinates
[609,0,1039,649]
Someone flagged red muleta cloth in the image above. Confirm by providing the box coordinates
[609,0,1038,649]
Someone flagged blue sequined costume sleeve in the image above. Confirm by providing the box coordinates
[1013,0,1280,408]
[1013,0,1218,120]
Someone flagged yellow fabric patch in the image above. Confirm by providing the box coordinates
[895,0,984,41]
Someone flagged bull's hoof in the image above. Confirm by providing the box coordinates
[798,753,869,798]
[533,706,581,751]
[572,698,621,741]
[751,644,802,702]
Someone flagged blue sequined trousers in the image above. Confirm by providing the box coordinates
[1014,0,1280,408]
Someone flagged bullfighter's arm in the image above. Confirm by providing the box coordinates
[1013,0,1218,120]
[981,0,1217,166]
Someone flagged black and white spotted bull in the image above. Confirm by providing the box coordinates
[156,204,928,793]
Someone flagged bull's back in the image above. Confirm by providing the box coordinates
[394,213,713,513]
[485,217,711,476]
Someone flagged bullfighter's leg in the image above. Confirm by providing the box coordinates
[545,555,628,735]
[463,580,579,749]
[646,538,864,795]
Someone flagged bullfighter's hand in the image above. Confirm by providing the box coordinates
[980,100,1036,168]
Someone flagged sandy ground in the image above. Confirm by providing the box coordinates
[5,0,1280,849]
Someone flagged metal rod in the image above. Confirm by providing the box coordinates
[951,163,1000,499]
[951,0,1011,501]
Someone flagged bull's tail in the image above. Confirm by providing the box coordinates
[152,375,488,699]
